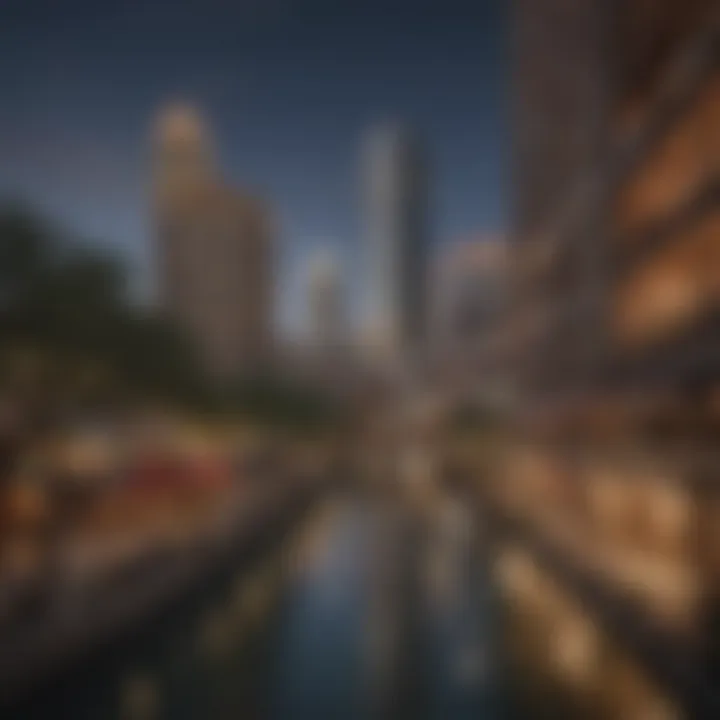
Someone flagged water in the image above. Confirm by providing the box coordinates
[268,491,506,720]
[269,499,375,720]
[6,491,507,720]
[423,496,504,720]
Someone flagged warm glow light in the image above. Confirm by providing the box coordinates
[551,613,599,685]
[155,103,206,147]
[646,480,691,544]
[496,548,539,599]
[588,471,628,533]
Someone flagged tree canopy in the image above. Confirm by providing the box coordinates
[0,202,342,430]
[0,202,206,416]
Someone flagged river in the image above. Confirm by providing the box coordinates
[9,490,508,720]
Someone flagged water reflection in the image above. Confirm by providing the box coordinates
[423,494,502,720]
[270,498,375,720]
[8,490,510,720]
[269,491,505,720]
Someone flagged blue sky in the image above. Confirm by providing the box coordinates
[0,0,508,337]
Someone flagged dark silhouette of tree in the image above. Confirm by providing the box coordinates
[0,204,209,460]
[0,201,343,451]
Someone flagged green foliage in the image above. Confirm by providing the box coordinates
[0,202,343,431]
[0,204,56,305]
[0,202,207,414]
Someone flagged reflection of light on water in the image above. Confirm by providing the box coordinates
[426,545,449,608]
[495,547,539,599]
[270,501,375,719]
[589,472,629,533]
[303,535,366,608]
[119,672,161,720]
[646,479,690,542]
[291,501,342,579]
[363,509,401,700]
[426,498,475,612]
[289,503,369,608]
[365,608,394,681]
[453,644,487,688]
[551,615,599,686]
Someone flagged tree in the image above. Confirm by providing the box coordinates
[0,203,211,434]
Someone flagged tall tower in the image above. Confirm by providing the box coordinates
[363,125,429,372]
[152,102,273,381]
[153,104,212,319]
[307,249,345,356]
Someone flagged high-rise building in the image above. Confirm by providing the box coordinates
[362,125,429,372]
[511,0,719,394]
[307,248,345,357]
[479,3,720,718]
[152,104,273,380]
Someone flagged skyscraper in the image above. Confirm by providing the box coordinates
[307,248,345,357]
[363,125,429,372]
[152,104,273,381]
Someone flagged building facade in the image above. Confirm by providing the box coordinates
[432,236,507,353]
[430,236,508,400]
[363,125,429,372]
[307,249,345,357]
[469,2,720,717]
[510,0,720,396]
[153,104,273,381]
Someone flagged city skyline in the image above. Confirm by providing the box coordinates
[0,0,508,337]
